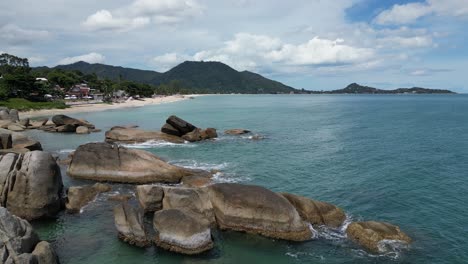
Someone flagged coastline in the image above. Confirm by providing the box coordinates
[20,95,200,119]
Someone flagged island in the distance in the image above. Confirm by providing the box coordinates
[307,83,455,94]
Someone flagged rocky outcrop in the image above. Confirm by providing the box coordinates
[68,142,210,183]
[208,183,312,241]
[0,151,63,220]
[162,187,215,227]
[52,114,94,128]
[281,193,346,228]
[160,116,217,142]
[114,203,150,247]
[161,123,181,137]
[66,183,112,213]
[346,221,412,252]
[153,209,213,255]
[165,115,196,135]
[136,185,164,212]
[182,128,202,142]
[0,128,42,151]
[0,207,58,264]
[181,175,213,187]
[0,108,19,122]
[200,128,218,140]
[105,126,184,144]
[224,129,250,135]
[7,124,25,132]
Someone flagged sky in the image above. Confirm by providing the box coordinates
[0,0,467,92]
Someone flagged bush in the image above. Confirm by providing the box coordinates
[0,98,69,111]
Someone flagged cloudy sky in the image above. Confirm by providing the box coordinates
[1,0,467,91]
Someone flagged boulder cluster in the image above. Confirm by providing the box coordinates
[161,115,218,142]
[40,114,99,134]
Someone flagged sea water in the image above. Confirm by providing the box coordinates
[28,94,468,263]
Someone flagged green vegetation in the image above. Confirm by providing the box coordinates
[307,83,455,94]
[0,98,68,111]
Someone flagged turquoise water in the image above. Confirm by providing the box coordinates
[28,95,468,263]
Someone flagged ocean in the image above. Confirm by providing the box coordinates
[27,94,468,263]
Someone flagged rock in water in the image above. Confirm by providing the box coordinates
[209,183,312,241]
[165,115,197,135]
[76,126,90,134]
[55,124,76,133]
[281,193,346,228]
[52,114,95,128]
[153,209,213,255]
[0,207,58,264]
[224,129,250,135]
[114,203,150,247]
[0,128,42,151]
[182,128,202,142]
[7,124,25,132]
[162,187,215,227]
[68,142,209,183]
[161,123,182,137]
[0,151,63,220]
[66,183,112,213]
[105,126,184,144]
[346,221,412,252]
[136,185,164,212]
[200,128,218,140]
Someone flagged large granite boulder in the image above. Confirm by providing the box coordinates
[346,221,412,252]
[66,183,112,213]
[161,123,181,137]
[281,193,346,228]
[68,142,209,183]
[224,129,250,135]
[52,114,95,128]
[209,183,312,241]
[153,209,213,255]
[0,151,63,220]
[162,187,215,227]
[136,185,164,212]
[165,115,197,135]
[105,126,184,144]
[114,203,150,247]
[0,207,58,264]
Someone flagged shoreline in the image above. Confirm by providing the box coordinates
[20,95,202,119]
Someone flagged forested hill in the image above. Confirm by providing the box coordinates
[35,61,297,94]
[310,83,455,94]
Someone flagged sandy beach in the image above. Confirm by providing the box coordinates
[21,95,197,119]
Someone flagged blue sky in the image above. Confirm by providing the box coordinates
[0,0,467,92]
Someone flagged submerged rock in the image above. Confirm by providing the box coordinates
[281,193,346,228]
[136,185,164,212]
[68,142,209,183]
[162,187,215,227]
[346,221,412,252]
[153,209,213,255]
[105,126,184,144]
[224,129,250,135]
[209,183,312,241]
[0,151,63,220]
[0,207,58,264]
[114,203,150,247]
[66,183,112,213]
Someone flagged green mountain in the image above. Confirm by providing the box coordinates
[313,83,455,94]
[37,61,297,94]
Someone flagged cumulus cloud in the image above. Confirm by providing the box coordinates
[375,0,468,25]
[378,35,434,48]
[0,24,50,45]
[83,0,202,31]
[151,52,192,71]
[58,52,105,65]
[406,68,453,76]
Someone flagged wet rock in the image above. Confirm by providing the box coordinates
[281,193,346,228]
[224,129,250,135]
[162,187,215,227]
[346,221,412,252]
[153,209,213,255]
[200,128,218,140]
[65,183,112,213]
[76,126,90,134]
[68,142,207,183]
[136,185,164,212]
[161,123,181,137]
[165,115,197,135]
[209,183,312,241]
[114,203,150,247]
[182,128,202,142]
[105,126,184,144]
[0,151,63,220]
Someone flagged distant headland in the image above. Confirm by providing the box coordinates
[306,83,455,94]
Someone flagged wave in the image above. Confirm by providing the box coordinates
[57,149,75,154]
[170,159,251,183]
[315,214,353,240]
[120,140,196,149]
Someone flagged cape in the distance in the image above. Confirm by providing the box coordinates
[36,61,455,94]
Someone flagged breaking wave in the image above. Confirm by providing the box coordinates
[120,140,196,149]
[170,159,251,183]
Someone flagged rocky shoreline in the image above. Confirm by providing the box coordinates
[0,113,413,262]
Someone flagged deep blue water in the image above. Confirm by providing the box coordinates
[28,94,468,263]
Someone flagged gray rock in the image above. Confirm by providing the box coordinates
[8,109,19,122]
[18,118,30,127]
[0,109,10,120]
[75,126,89,134]
[153,209,213,255]
[66,183,112,213]
[7,124,25,132]
[182,128,202,142]
[114,203,150,247]
[105,126,184,144]
[55,124,76,133]
[52,114,95,128]
[0,128,43,151]
[224,129,250,135]
[161,123,182,137]
[136,185,164,212]
[166,115,197,135]
[32,241,58,264]
[0,133,12,149]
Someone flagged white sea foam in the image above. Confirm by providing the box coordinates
[312,214,353,241]
[58,149,75,154]
[170,159,251,183]
[120,140,196,149]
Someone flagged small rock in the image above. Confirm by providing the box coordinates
[200,128,218,140]
[56,124,76,133]
[18,118,30,127]
[161,123,182,137]
[76,126,90,134]
[182,128,202,142]
[7,124,25,132]
[32,241,58,264]
[224,129,250,135]
[9,109,19,122]
[65,183,112,213]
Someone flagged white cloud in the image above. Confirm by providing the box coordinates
[406,67,453,76]
[83,0,202,31]
[0,24,50,45]
[375,0,468,25]
[151,52,192,71]
[378,35,434,48]
[58,52,105,65]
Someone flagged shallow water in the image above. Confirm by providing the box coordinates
[28,94,468,263]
